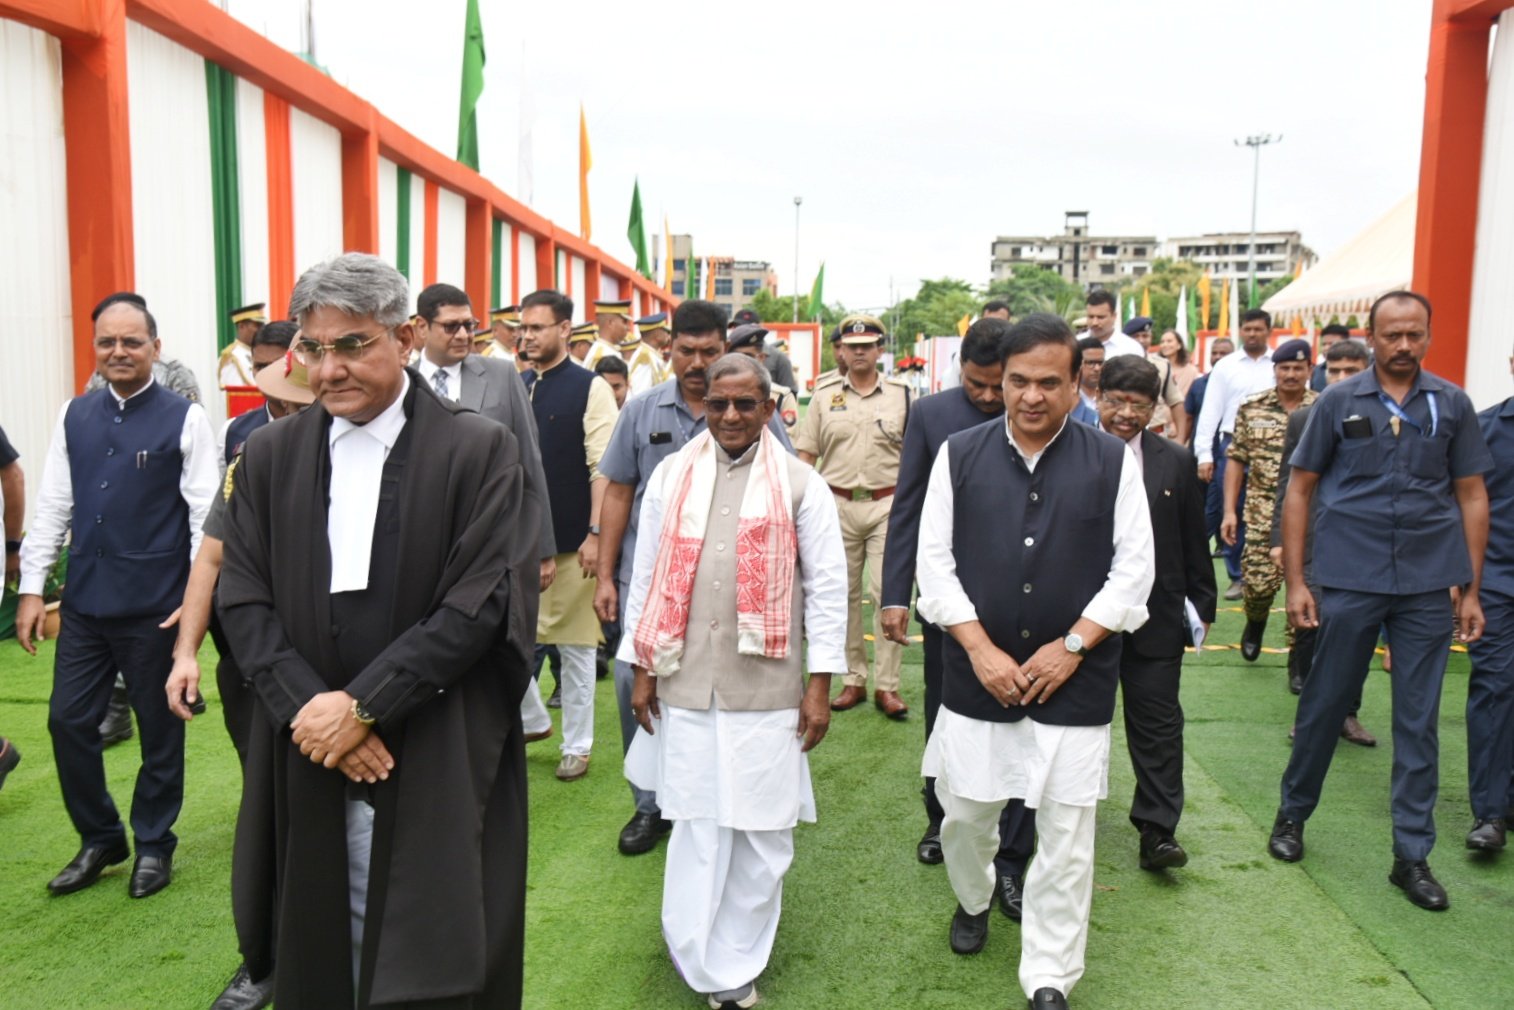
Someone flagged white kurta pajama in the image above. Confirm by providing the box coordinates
[917,419,1154,1000]
[620,435,846,996]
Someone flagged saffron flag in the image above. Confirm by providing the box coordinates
[455,0,485,169]
[1217,278,1230,337]
[1198,271,1212,330]
[578,104,592,240]
[664,217,673,290]
[956,313,972,338]
[1140,287,1151,318]
[807,262,825,319]
[627,178,650,278]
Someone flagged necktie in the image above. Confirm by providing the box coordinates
[432,368,450,400]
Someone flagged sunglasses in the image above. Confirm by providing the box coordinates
[704,397,762,415]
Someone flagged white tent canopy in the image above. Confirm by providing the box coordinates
[1263,192,1415,325]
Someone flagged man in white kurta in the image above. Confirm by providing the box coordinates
[916,315,1154,1010]
[620,354,846,1010]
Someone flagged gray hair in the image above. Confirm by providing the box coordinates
[707,352,772,400]
[288,253,410,328]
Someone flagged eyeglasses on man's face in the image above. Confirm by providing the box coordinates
[294,330,388,365]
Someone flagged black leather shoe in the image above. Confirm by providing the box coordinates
[917,826,943,865]
[1139,829,1189,871]
[1240,618,1267,662]
[1389,858,1449,910]
[1466,817,1507,852]
[618,811,672,855]
[99,688,134,747]
[949,904,989,954]
[47,841,130,895]
[0,737,20,791]
[128,853,172,898]
[1029,987,1069,1009]
[1287,651,1303,694]
[1268,811,1304,862]
[210,963,275,1010]
[997,874,1024,921]
[546,685,562,708]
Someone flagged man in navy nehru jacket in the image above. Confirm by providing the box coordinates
[879,316,1037,926]
[1271,291,1491,912]
[918,314,1154,1010]
[16,295,218,899]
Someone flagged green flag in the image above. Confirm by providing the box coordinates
[806,262,825,319]
[1187,295,1200,347]
[456,0,485,169]
[627,178,650,278]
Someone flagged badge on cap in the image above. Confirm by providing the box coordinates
[851,321,865,334]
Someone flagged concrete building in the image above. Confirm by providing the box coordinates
[990,212,1159,288]
[1160,231,1317,285]
[667,234,779,316]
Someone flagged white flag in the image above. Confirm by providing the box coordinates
[1176,285,1189,342]
[1229,272,1241,338]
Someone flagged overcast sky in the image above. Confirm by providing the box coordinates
[228,0,1435,310]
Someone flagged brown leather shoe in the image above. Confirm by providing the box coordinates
[874,690,909,720]
[1341,716,1377,747]
[831,685,867,711]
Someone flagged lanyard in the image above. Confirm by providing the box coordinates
[1378,390,1437,438]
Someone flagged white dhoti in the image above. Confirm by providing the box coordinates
[625,701,814,994]
[923,707,1110,1000]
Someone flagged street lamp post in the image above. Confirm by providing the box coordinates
[1235,134,1281,307]
[793,196,803,323]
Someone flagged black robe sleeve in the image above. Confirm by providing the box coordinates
[217,429,331,728]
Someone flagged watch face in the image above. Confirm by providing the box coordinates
[1065,633,1084,653]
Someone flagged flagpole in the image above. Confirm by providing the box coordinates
[792,196,803,324]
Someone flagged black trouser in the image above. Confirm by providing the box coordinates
[1118,646,1184,834]
[48,608,183,856]
[208,610,256,767]
[921,621,1036,875]
[1292,583,1362,717]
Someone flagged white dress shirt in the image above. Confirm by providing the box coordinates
[617,448,849,675]
[1193,348,1275,463]
[327,373,410,593]
[1079,328,1146,360]
[914,417,1154,808]
[915,418,1154,635]
[19,377,219,596]
[415,357,462,402]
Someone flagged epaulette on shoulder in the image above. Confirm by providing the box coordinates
[222,455,239,503]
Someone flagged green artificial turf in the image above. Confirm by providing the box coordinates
[0,568,1507,1009]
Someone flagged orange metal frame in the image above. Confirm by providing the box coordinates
[2,0,673,387]
[1415,0,1514,383]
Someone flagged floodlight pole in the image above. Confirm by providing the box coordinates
[1235,134,1281,303]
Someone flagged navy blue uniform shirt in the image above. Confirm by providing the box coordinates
[1477,396,1514,599]
[1290,366,1490,594]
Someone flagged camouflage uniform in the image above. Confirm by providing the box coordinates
[1227,386,1317,623]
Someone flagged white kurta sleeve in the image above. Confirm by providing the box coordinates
[1193,364,1229,464]
[179,403,220,558]
[615,459,670,666]
[796,468,848,673]
[18,403,73,597]
[914,443,979,628]
[1080,445,1156,634]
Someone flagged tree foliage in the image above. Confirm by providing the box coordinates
[745,290,846,330]
[984,265,1088,321]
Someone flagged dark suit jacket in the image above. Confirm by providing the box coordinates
[458,353,555,562]
[1126,430,1217,659]
[881,386,1003,615]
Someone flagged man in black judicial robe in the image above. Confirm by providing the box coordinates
[218,253,538,1010]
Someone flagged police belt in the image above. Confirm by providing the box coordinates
[829,484,896,502]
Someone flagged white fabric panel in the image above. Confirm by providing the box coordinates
[495,220,513,304]
[600,274,621,301]
[435,187,467,288]
[235,77,270,316]
[571,256,586,305]
[556,248,567,293]
[517,231,537,293]
[1467,14,1514,409]
[127,21,222,426]
[407,173,425,299]
[377,157,398,268]
[289,107,344,276]
[0,20,73,521]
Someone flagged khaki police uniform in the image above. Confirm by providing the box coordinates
[795,365,910,693]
